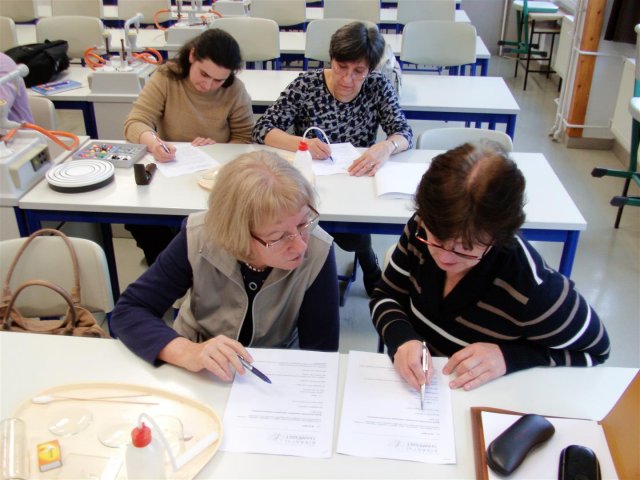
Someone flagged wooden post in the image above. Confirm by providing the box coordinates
[566,0,607,138]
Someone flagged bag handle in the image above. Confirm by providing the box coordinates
[2,229,81,306]
[2,279,77,333]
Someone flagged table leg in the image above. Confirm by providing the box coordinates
[558,230,580,277]
[506,115,517,139]
[13,207,29,237]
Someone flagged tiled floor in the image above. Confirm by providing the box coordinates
[57,56,639,368]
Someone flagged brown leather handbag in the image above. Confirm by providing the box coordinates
[0,229,110,338]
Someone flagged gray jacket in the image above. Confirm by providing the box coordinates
[174,211,333,347]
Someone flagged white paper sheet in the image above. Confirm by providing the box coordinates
[311,142,361,175]
[154,143,220,177]
[221,348,339,458]
[482,412,618,479]
[337,351,456,464]
[374,162,430,198]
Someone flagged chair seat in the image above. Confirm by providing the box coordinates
[512,0,559,13]
[629,97,640,122]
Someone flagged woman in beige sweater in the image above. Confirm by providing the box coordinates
[124,28,254,162]
[123,29,255,264]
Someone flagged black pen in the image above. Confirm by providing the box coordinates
[238,355,272,384]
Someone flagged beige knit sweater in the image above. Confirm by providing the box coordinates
[123,64,254,144]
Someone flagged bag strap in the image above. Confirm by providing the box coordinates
[2,279,77,332]
[2,229,81,306]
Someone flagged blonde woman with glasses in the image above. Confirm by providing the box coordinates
[252,21,412,296]
[371,142,610,392]
[111,151,339,381]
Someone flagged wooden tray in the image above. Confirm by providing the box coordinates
[13,382,223,479]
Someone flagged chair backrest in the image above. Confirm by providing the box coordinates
[304,18,376,63]
[28,96,57,130]
[250,0,306,28]
[0,235,114,317]
[401,20,476,68]
[396,0,455,25]
[0,0,37,23]
[324,0,380,25]
[51,0,104,18]
[118,0,171,24]
[213,17,281,65]
[0,16,18,51]
[416,127,514,152]
[36,16,106,59]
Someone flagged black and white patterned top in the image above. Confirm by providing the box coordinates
[252,69,413,147]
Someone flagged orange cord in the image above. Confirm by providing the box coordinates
[84,47,107,70]
[4,123,80,151]
[154,9,171,30]
[132,48,164,65]
[210,9,223,18]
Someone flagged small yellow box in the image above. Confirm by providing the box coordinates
[37,440,62,472]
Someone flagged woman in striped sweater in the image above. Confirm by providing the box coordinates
[370,142,610,392]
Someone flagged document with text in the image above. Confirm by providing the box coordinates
[221,348,339,458]
[154,143,219,177]
[337,351,456,463]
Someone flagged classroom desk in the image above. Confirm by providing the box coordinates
[305,7,471,25]
[33,4,469,25]
[18,146,584,299]
[29,66,517,140]
[15,26,491,77]
[1,331,636,479]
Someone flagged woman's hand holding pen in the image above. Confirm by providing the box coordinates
[393,339,432,391]
[443,342,506,391]
[141,131,176,162]
[159,335,252,382]
[306,137,332,160]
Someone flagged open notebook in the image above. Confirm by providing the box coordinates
[374,161,430,198]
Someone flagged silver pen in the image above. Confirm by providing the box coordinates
[420,341,428,410]
[238,355,272,384]
[150,131,171,154]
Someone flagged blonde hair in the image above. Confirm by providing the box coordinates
[205,151,316,262]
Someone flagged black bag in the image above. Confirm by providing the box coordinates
[5,40,70,87]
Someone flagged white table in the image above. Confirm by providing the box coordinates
[305,7,471,25]
[27,66,518,140]
[17,146,584,297]
[15,26,491,76]
[1,331,636,479]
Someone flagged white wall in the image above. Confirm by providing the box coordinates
[462,0,505,55]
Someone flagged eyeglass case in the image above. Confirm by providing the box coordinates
[559,445,601,480]
[486,413,555,475]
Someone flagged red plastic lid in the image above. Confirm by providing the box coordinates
[131,422,152,448]
[297,141,309,151]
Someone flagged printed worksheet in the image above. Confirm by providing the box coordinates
[311,142,361,175]
[337,351,456,463]
[154,143,219,177]
[221,348,340,458]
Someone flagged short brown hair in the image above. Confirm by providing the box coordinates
[329,22,385,69]
[415,141,526,249]
[205,151,316,262]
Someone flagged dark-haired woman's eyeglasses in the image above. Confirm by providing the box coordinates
[251,206,320,250]
[415,232,491,261]
[332,62,368,81]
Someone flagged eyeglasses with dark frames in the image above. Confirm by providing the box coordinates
[415,231,491,261]
[251,205,320,249]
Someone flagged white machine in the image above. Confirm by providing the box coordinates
[0,65,53,204]
[89,13,158,95]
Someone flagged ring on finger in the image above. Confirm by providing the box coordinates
[369,162,375,168]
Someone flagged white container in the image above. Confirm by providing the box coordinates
[293,140,315,185]
[125,422,166,480]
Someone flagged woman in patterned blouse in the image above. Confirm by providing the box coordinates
[252,22,413,295]
[371,142,610,391]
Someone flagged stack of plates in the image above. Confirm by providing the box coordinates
[46,160,115,193]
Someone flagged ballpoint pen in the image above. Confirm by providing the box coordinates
[420,341,428,410]
[150,131,171,154]
[238,355,272,384]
